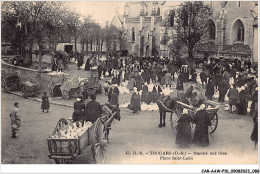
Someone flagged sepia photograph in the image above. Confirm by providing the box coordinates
[1,0,259,169]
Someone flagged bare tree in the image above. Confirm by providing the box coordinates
[175,1,212,61]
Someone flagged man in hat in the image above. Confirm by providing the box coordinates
[73,96,85,121]
[85,94,102,123]
[10,102,21,138]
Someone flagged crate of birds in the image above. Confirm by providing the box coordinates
[47,121,93,156]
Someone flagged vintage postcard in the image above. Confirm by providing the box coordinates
[1,1,259,171]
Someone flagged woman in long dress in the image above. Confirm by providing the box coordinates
[128,87,141,113]
[141,82,149,103]
[176,73,184,91]
[236,86,247,115]
[41,92,50,113]
[175,109,193,148]
[251,109,258,149]
[192,104,211,147]
[127,74,136,90]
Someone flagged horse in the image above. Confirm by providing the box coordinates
[156,97,178,128]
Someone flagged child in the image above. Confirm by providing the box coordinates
[41,92,50,113]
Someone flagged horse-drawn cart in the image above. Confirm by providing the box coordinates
[46,104,120,164]
[156,95,219,134]
[172,100,219,134]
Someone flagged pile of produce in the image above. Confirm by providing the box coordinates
[52,121,92,139]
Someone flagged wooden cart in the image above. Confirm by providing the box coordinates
[171,100,219,134]
[46,109,118,164]
[156,98,219,135]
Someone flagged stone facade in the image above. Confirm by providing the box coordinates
[113,1,258,62]
[122,1,180,58]
[202,1,258,61]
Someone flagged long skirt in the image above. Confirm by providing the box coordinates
[251,122,258,143]
[176,123,192,147]
[192,125,209,147]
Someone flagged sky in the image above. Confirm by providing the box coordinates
[67,1,126,27]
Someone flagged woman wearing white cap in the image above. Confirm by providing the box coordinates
[192,104,211,147]
[175,109,193,148]
[128,87,141,113]
[236,86,247,115]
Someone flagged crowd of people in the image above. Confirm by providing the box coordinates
[9,53,258,150]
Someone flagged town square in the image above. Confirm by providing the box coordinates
[1,1,258,165]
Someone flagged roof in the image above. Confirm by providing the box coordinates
[110,13,124,28]
[221,44,251,55]
[196,43,251,55]
[117,14,123,24]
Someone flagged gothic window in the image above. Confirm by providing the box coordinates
[169,10,175,27]
[207,20,215,40]
[132,27,135,42]
[147,33,149,41]
[232,19,244,42]
[238,1,241,7]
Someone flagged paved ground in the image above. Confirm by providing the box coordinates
[1,91,257,164]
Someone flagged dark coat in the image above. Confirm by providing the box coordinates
[85,100,102,123]
[135,75,144,91]
[236,90,247,115]
[110,87,119,105]
[176,114,193,147]
[73,101,85,121]
[176,73,184,90]
[41,95,50,109]
[200,71,207,83]
[227,88,239,105]
[74,101,85,111]
[85,60,91,71]
[128,92,141,112]
[205,79,215,97]
[141,85,149,103]
[192,110,211,147]
[251,111,258,143]
[219,79,230,95]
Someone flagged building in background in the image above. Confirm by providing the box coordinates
[197,1,258,63]
[110,1,258,62]
[122,1,180,58]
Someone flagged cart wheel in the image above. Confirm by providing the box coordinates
[93,118,107,164]
[170,109,180,135]
[53,118,69,135]
[209,113,218,134]
[54,159,71,164]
